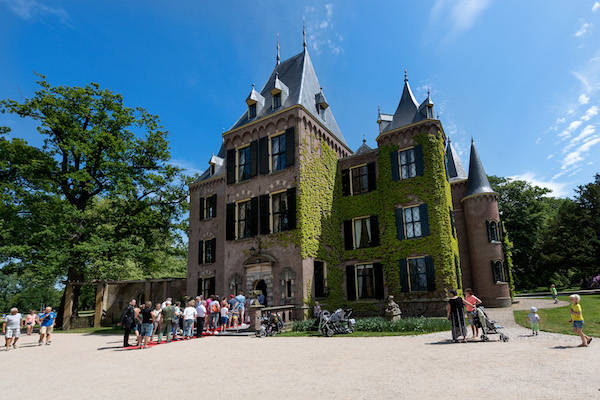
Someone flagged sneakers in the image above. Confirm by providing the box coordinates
[38,341,43,346]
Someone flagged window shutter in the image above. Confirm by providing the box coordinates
[444,154,450,181]
[198,197,205,221]
[198,241,203,264]
[374,263,384,299]
[449,209,455,238]
[208,277,216,297]
[346,265,356,301]
[226,203,236,240]
[414,145,424,176]
[343,220,353,250]
[250,140,259,177]
[210,238,216,263]
[390,150,400,181]
[226,149,236,184]
[341,169,350,196]
[399,259,409,292]
[211,194,217,217]
[285,127,295,167]
[498,222,503,241]
[258,136,269,174]
[419,203,430,237]
[395,208,405,240]
[425,256,435,291]
[486,221,491,242]
[370,215,380,246]
[249,196,259,237]
[367,162,377,191]
[286,187,297,230]
[259,194,270,235]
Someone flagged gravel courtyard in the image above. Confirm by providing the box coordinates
[3,299,597,400]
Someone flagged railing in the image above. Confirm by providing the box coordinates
[259,305,296,329]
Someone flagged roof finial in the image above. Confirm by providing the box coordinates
[427,87,431,97]
[362,134,366,144]
[303,21,307,49]
[404,69,408,82]
[377,105,381,115]
[251,83,255,89]
[276,33,280,65]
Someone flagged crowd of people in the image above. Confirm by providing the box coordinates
[120,292,248,348]
[1,306,56,351]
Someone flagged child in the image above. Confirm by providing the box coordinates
[550,284,558,304]
[527,306,540,336]
[569,294,592,347]
[220,300,229,330]
[464,288,482,339]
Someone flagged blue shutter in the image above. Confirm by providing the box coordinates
[198,197,205,221]
[198,240,203,264]
[258,136,269,174]
[250,140,258,177]
[259,194,270,235]
[414,145,424,176]
[370,215,380,246]
[346,265,356,300]
[419,203,430,237]
[367,162,377,191]
[226,203,235,240]
[395,208,405,240]
[399,259,409,292]
[374,263,384,299]
[425,256,435,291]
[226,149,236,184]
[390,150,400,181]
[286,187,297,230]
[343,220,353,250]
[341,169,350,196]
[285,127,295,167]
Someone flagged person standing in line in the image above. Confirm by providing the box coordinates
[2,308,23,351]
[527,306,541,336]
[120,299,137,348]
[569,294,592,347]
[134,302,142,347]
[235,292,246,326]
[182,301,197,339]
[551,284,558,304]
[447,290,471,343]
[209,296,220,332]
[195,297,206,337]
[38,306,56,346]
[25,310,37,335]
[140,301,154,349]
[151,303,162,341]
[227,295,236,328]
[220,300,229,331]
[159,300,175,343]
[464,288,482,339]
[172,301,182,339]
[161,297,172,310]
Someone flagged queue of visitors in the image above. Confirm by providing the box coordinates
[120,292,247,348]
[1,306,56,351]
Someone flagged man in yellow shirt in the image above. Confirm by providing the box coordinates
[569,294,592,347]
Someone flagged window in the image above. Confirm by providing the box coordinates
[197,277,215,298]
[314,261,327,298]
[271,191,288,233]
[399,148,417,179]
[285,280,293,298]
[404,206,422,239]
[204,239,216,264]
[449,209,456,238]
[237,146,251,182]
[353,217,372,249]
[237,200,251,239]
[271,134,287,171]
[491,260,507,283]
[273,93,281,109]
[248,103,257,119]
[350,165,369,195]
[487,220,499,242]
[355,264,376,299]
[206,195,217,219]
[408,257,428,292]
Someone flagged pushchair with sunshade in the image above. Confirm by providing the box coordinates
[473,305,509,342]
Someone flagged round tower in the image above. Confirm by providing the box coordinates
[461,140,511,307]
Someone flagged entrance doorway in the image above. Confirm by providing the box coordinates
[255,279,268,306]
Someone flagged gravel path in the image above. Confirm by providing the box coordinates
[3,299,596,400]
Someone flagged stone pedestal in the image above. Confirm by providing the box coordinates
[247,304,265,331]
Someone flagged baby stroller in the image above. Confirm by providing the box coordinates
[473,305,509,342]
[256,312,284,337]
[318,308,355,337]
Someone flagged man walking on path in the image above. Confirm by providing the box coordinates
[195,297,206,337]
[2,307,23,351]
[159,300,175,343]
[120,299,137,347]
[38,306,56,346]
[551,284,558,304]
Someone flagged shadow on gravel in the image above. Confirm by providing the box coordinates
[552,345,580,349]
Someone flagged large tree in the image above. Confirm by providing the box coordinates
[0,76,191,320]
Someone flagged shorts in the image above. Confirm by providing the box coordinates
[531,321,539,331]
[40,325,54,334]
[467,311,476,324]
[141,323,153,337]
[221,316,229,325]
[5,327,20,338]
[573,320,584,329]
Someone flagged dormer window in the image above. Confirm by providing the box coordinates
[273,93,281,109]
[248,103,257,119]
[210,164,215,175]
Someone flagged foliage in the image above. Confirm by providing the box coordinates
[292,316,450,334]
[514,295,600,337]
[0,76,192,317]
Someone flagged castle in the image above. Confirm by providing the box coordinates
[187,39,511,317]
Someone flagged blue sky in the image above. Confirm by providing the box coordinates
[1,1,600,197]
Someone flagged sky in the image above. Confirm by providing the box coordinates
[1,0,600,197]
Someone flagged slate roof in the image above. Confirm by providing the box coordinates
[354,139,373,155]
[446,138,467,181]
[230,48,346,146]
[381,76,434,133]
[464,140,496,198]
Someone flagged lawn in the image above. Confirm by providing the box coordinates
[514,295,600,337]
[279,331,420,337]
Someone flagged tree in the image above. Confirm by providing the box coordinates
[0,76,191,321]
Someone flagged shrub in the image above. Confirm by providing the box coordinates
[292,316,450,333]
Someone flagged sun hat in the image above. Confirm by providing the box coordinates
[530,306,537,312]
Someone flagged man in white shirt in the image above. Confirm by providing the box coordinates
[161,297,172,310]
[195,296,206,337]
[2,308,23,351]
[182,301,197,338]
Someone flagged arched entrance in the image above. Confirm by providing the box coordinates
[255,279,268,306]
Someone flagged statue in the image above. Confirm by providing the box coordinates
[384,295,402,322]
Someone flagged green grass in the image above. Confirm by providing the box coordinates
[291,316,450,336]
[514,295,600,337]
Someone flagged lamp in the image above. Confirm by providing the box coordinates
[249,247,257,256]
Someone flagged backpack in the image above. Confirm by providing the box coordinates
[211,302,219,313]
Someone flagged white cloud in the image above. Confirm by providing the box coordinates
[558,120,582,139]
[431,0,491,35]
[556,117,566,124]
[593,2,600,12]
[579,93,590,104]
[581,105,598,121]
[535,137,542,144]
[561,136,600,170]
[547,154,554,159]
[507,172,569,197]
[171,159,203,176]
[2,0,70,26]
[575,22,591,37]
[562,124,596,153]
[304,3,343,55]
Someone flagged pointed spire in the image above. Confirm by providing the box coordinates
[464,140,496,198]
[404,69,408,82]
[303,21,307,49]
[362,134,366,144]
[276,33,280,66]
[446,137,467,180]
